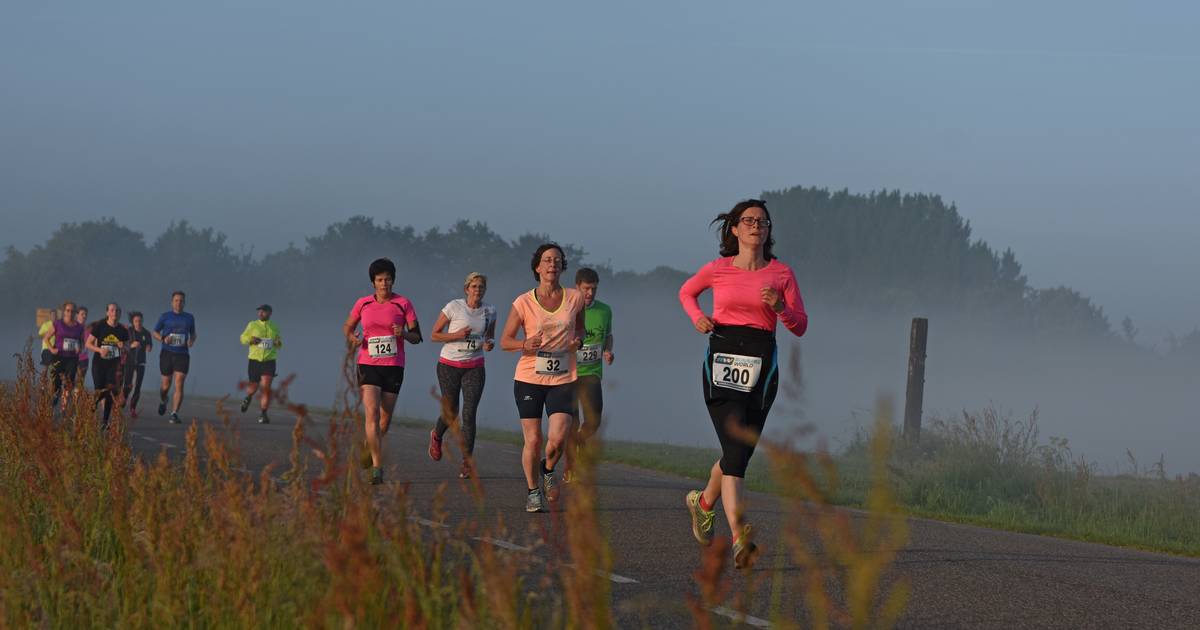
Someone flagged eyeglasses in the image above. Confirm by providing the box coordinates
[738,216,772,228]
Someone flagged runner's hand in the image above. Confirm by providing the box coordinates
[603,350,614,365]
[694,315,715,334]
[392,323,405,337]
[760,286,783,313]
[571,338,583,351]
[250,336,261,344]
[524,332,543,353]
[484,339,495,352]
[130,340,140,348]
[457,328,472,341]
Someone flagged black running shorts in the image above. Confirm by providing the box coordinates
[248,359,277,381]
[357,364,404,394]
[160,350,190,376]
[514,380,575,419]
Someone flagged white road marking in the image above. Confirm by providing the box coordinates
[710,605,771,628]
[410,516,448,529]
[471,536,532,552]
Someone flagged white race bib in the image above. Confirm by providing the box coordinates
[451,334,482,359]
[259,338,275,351]
[62,338,80,353]
[166,333,188,346]
[577,343,602,365]
[102,345,121,359]
[367,335,397,359]
[535,350,568,375]
[711,352,762,393]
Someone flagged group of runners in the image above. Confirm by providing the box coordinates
[32,198,802,569]
[344,199,804,569]
[37,292,284,426]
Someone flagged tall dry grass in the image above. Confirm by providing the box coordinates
[2,343,909,627]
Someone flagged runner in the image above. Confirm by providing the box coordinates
[122,311,152,418]
[500,243,585,512]
[85,303,129,427]
[75,306,90,385]
[427,272,496,479]
[342,258,422,485]
[679,199,807,570]
[565,267,614,482]
[38,307,58,368]
[43,301,83,407]
[239,304,282,424]
[152,291,197,424]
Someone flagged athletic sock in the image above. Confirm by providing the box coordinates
[699,494,714,512]
[528,488,538,494]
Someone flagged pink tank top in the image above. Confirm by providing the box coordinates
[512,288,584,385]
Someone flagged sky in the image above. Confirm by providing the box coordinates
[3,0,1199,341]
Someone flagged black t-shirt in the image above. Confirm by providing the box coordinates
[91,321,130,363]
[128,327,153,365]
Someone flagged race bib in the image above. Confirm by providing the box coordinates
[259,338,275,351]
[102,345,121,359]
[166,333,188,346]
[367,335,397,359]
[62,338,80,353]
[535,350,568,376]
[711,352,762,393]
[452,334,482,359]
[577,343,602,365]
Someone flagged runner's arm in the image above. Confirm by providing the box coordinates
[572,308,585,350]
[679,262,715,332]
[777,269,808,337]
[239,323,256,346]
[428,312,461,343]
[402,321,422,344]
[342,313,361,347]
[500,305,528,353]
[85,333,101,355]
[42,328,57,353]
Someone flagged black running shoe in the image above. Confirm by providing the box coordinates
[157,401,166,416]
[240,396,252,413]
[169,412,181,424]
[257,413,269,424]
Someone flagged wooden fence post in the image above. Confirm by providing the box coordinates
[903,318,928,442]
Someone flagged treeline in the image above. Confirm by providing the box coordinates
[3,186,1196,355]
[767,186,1115,339]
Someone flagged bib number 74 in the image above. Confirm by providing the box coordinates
[711,352,762,393]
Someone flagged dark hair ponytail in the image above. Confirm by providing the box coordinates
[711,199,775,260]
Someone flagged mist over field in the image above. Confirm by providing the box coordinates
[3,207,1198,474]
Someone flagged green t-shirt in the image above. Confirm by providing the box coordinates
[576,300,612,378]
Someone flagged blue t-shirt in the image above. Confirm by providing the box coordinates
[154,311,196,354]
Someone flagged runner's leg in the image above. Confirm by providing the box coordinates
[172,372,186,413]
[362,385,384,468]
[459,366,484,455]
[258,373,273,412]
[520,418,544,490]
[434,362,462,439]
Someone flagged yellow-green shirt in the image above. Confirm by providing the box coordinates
[240,320,282,362]
[39,320,55,350]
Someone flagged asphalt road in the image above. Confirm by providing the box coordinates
[122,397,1200,629]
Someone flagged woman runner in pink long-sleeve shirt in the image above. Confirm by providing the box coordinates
[678,199,808,570]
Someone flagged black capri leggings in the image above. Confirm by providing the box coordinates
[702,325,779,478]
[435,362,486,455]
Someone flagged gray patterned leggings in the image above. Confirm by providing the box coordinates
[435,362,485,455]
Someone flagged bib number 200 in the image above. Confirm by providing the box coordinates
[711,353,762,393]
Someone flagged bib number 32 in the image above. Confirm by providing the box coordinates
[711,352,762,393]
[535,351,568,375]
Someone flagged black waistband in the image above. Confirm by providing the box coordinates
[711,325,775,341]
